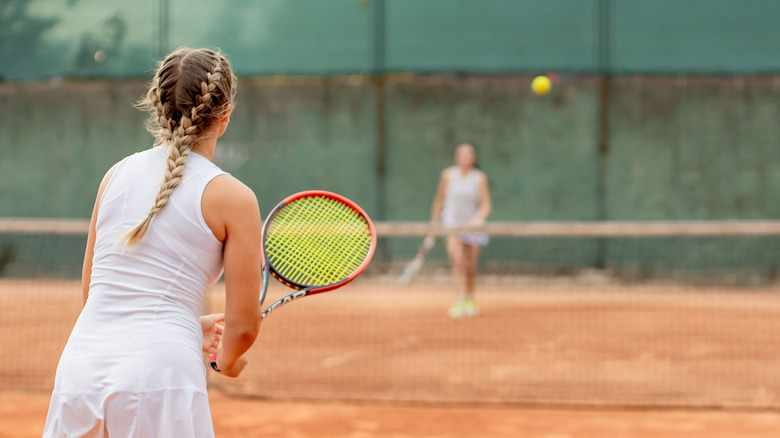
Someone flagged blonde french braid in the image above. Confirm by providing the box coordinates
[121,48,234,249]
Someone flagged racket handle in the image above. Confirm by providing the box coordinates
[210,288,311,372]
[208,353,220,373]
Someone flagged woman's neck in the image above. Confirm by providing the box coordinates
[458,165,472,176]
[191,128,219,161]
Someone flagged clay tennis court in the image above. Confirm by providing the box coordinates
[3,279,780,436]
[4,390,780,438]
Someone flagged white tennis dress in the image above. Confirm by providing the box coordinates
[440,167,489,246]
[44,146,226,437]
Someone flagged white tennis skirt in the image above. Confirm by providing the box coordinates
[442,219,489,247]
[43,311,214,438]
[457,232,489,246]
[44,389,214,438]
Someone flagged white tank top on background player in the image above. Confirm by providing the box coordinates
[44,146,226,438]
[440,166,489,246]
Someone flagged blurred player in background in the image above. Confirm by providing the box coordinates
[430,143,492,318]
[43,48,263,437]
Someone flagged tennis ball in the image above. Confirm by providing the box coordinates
[531,75,551,95]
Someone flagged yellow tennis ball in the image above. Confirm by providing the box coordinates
[532,75,551,95]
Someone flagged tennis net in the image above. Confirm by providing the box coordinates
[2,218,780,409]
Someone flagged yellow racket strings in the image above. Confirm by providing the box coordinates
[265,196,373,287]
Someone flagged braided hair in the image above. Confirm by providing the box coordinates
[121,47,236,249]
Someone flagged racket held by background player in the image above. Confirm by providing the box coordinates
[396,234,435,286]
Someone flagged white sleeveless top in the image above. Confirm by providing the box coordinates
[90,146,226,315]
[440,167,489,246]
[441,167,483,226]
[44,146,226,437]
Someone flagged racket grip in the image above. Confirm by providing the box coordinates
[208,353,220,373]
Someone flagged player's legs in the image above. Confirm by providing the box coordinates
[446,236,467,317]
[446,236,480,318]
[446,235,466,297]
[462,243,481,317]
[463,243,480,298]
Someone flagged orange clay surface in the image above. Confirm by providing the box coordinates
[3,279,780,437]
[2,390,780,438]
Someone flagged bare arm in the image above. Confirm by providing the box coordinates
[81,163,120,306]
[430,169,450,224]
[473,171,492,224]
[202,175,263,377]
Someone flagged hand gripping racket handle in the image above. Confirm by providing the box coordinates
[209,286,310,373]
[209,267,268,373]
[209,352,220,372]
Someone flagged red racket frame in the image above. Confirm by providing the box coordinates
[262,190,376,295]
[209,190,376,373]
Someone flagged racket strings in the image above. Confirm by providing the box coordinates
[273,200,358,280]
[272,199,370,285]
[265,195,372,287]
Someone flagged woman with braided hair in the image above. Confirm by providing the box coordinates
[44,48,262,437]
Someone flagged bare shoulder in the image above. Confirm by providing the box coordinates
[205,174,258,208]
[473,169,488,183]
[202,175,261,241]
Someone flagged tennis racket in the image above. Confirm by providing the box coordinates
[209,190,376,372]
[396,234,435,286]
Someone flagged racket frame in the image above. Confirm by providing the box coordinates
[262,190,376,295]
[210,190,375,372]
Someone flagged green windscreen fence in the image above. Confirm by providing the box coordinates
[607,77,780,221]
[168,0,374,75]
[4,0,780,81]
[3,76,780,222]
[1,0,158,80]
[384,0,600,73]
[3,75,780,278]
[611,0,780,73]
